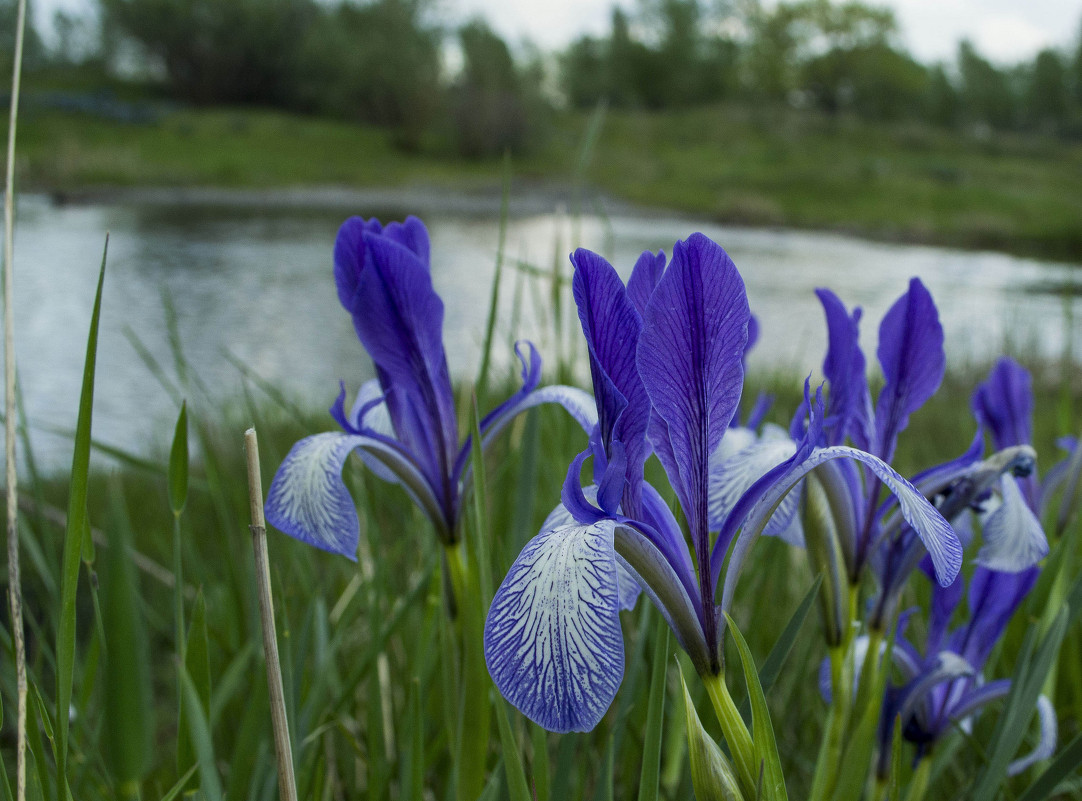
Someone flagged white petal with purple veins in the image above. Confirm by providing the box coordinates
[485,520,624,733]
[541,493,642,611]
[709,437,801,544]
[978,475,1049,571]
[265,433,366,560]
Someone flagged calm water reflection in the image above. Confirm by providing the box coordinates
[12,192,1082,470]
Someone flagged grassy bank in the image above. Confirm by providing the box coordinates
[15,100,1082,262]
[3,357,1079,799]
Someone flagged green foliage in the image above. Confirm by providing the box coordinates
[99,0,318,106]
[451,20,537,157]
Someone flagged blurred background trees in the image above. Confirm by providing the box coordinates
[11,0,1082,153]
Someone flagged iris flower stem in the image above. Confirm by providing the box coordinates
[445,537,491,801]
[809,645,851,801]
[701,671,757,797]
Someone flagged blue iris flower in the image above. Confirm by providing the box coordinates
[710,283,1048,637]
[483,234,962,733]
[264,215,596,559]
[821,357,1056,777]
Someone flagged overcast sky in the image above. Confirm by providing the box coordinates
[34,0,1082,65]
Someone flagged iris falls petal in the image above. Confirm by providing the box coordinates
[977,476,1048,571]
[265,432,367,560]
[484,520,625,732]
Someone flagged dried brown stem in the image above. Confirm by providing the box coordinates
[244,428,299,801]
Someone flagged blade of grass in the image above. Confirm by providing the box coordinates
[179,663,224,801]
[55,237,107,801]
[724,612,788,801]
[101,485,153,799]
[494,695,532,801]
[178,591,211,785]
[476,151,512,403]
[1016,730,1082,801]
[3,2,29,798]
[160,765,199,801]
[638,616,670,801]
[971,607,1069,800]
[737,576,821,722]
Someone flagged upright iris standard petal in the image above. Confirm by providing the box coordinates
[637,233,750,535]
[265,433,369,560]
[874,278,945,462]
[571,249,652,510]
[972,357,1033,450]
[338,220,458,486]
[627,249,666,317]
[815,288,872,450]
[484,520,625,733]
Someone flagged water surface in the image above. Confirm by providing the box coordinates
[12,192,1081,470]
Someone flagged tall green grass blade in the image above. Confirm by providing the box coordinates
[1016,730,1082,801]
[476,151,512,403]
[179,591,211,782]
[477,759,504,801]
[55,237,107,801]
[169,401,189,515]
[737,576,821,721]
[592,736,615,801]
[971,608,1068,800]
[101,489,153,798]
[121,325,183,406]
[179,663,224,801]
[723,612,787,801]
[402,678,424,800]
[638,616,670,801]
[494,695,532,801]
[888,714,903,801]
[160,765,199,801]
[530,722,550,801]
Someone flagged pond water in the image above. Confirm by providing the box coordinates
[11,190,1082,471]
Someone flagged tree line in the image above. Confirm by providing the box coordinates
[7,0,1082,153]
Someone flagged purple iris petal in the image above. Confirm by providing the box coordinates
[333,216,383,310]
[637,233,750,545]
[571,249,652,514]
[484,519,625,733]
[925,573,964,655]
[815,288,872,450]
[972,357,1034,451]
[950,565,1038,670]
[720,443,962,614]
[873,278,945,462]
[338,221,458,492]
[626,249,666,318]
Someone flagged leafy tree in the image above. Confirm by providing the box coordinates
[1026,48,1069,129]
[1,0,46,74]
[957,39,1018,129]
[98,0,318,105]
[923,64,960,128]
[451,20,537,157]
